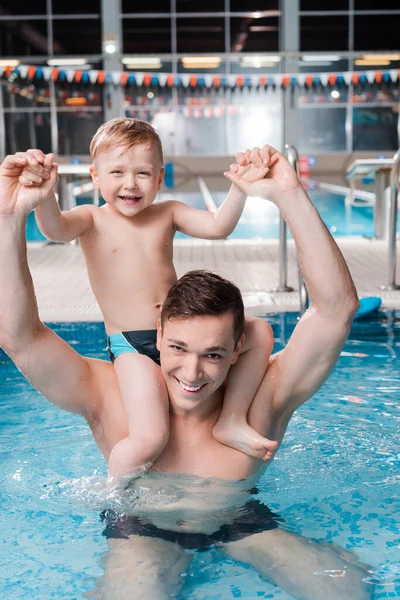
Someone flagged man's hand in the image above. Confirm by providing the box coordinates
[225,145,301,204]
[0,150,58,217]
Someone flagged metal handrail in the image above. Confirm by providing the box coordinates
[282,145,309,316]
[273,145,295,293]
[381,149,400,290]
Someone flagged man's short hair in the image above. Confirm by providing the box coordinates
[89,117,164,166]
[161,270,245,346]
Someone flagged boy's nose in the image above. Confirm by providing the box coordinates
[123,175,138,190]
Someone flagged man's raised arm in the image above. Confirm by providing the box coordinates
[225,146,359,434]
[0,151,96,417]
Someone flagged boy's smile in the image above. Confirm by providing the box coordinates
[90,142,164,217]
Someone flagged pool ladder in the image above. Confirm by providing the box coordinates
[279,145,309,316]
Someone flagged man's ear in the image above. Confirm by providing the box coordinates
[89,165,100,189]
[156,319,162,351]
[157,167,165,191]
[231,333,245,365]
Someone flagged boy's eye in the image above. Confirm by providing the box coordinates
[110,170,122,175]
[138,172,151,176]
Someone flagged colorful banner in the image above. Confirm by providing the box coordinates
[1,64,399,90]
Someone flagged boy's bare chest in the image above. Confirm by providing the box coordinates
[83,208,175,262]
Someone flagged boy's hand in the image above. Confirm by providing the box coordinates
[224,145,302,204]
[0,150,58,217]
[231,146,278,183]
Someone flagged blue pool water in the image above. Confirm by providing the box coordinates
[1,313,399,599]
[26,190,380,242]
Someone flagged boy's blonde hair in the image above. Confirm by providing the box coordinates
[90,117,164,166]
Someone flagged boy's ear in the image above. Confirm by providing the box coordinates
[156,319,162,351]
[89,165,100,189]
[157,167,165,190]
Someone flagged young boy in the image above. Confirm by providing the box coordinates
[26,118,278,487]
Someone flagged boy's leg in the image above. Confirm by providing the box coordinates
[107,353,169,488]
[212,316,278,459]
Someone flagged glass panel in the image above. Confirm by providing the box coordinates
[354,15,399,51]
[52,18,101,54]
[0,20,47,56]
[300,16,348,51]
[353,59,400,71]
[177,0,225,11]
[177,86,225,108]
[353,107,399,151]
[177,17,225,53]
[227,88,282,154]
[352,84,400,104]
[123,18,171,53]
[177,58,225,74]
[301,0,349,9]
[231,0,279,10]
[124,84,173,109]
[4,112,51,154]
[1,78,50,109]
[297,84,348,105]
[52,0,100,14]
[57,109,104,155]
[298,107,347,152]
[123,61,173,74]
[229,56,281,74]
[298,57,349,73]
[231,16,279,53]
[0,0,46,14]
[355,0,400,8]
[55,82,103,108]
[122,0,170,13]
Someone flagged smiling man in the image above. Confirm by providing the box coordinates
[0,149,372,599]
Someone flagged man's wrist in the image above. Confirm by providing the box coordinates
[273,184,308,207]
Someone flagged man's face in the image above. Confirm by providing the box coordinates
[157,313,244,414]
[89,143,164,217]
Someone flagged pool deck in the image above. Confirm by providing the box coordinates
[27,236,400,321]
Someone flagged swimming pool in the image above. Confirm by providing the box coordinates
[1,313,399,598]
[26,189,382,242]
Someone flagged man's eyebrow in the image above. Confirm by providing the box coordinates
[167,339,227,353]
[167,338,187,347]
[204,345,227,353]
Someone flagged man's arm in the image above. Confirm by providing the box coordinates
[0,152,98,418]
[225,147,359,439]
[22,149,94,242]
[171,146,275,239]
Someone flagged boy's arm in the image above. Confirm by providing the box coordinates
[0,152,99,418]
[24,149,94,242]
[171,146,274,239]
[224,147,359,438]
[35,193,94,242]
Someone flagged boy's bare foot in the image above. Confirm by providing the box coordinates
[212,420,278,460]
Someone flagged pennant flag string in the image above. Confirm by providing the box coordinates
[1,63,400,90]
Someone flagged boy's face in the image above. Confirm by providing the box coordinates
[89,143,164,217]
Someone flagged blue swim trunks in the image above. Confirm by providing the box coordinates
[107,330,160,365]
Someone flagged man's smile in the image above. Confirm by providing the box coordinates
[174,376,207,394]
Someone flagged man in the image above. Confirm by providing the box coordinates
[0,149,370,599]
